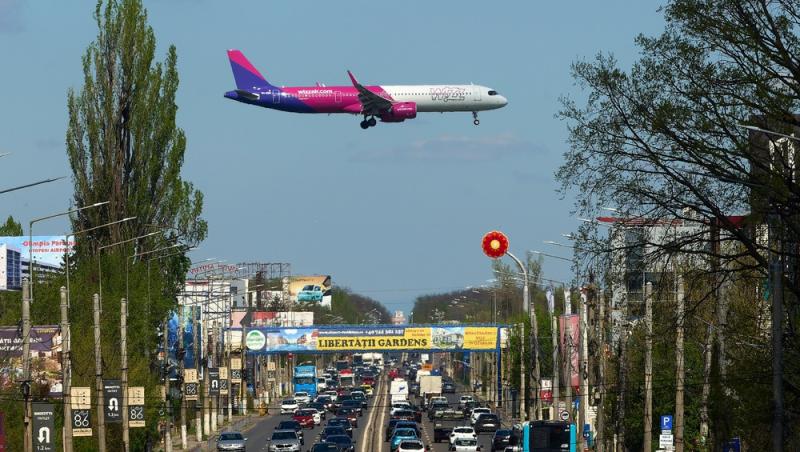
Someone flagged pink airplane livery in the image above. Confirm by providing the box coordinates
[224,50,508,129]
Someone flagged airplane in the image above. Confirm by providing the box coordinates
[224,50,508,129]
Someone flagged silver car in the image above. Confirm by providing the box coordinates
[216,431,247,451]
[269,429,302,452]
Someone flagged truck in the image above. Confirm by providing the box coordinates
[335,359,350,371]
[352,353,364,366]
[362,352,384,367]
[293,364,318,397]
[339,368,356,388]
[390,378,409,403]
[415,369,431,383]
[419,375,442,402]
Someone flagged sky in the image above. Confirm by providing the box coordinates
[0,0,667,316]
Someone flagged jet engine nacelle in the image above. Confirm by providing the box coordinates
[379,102,417,122]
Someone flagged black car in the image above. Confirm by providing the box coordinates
[442,381,455,393]
[320,426,348,442]
[433,423,453,443]
[384,420,420,442]
[391,409,418,423]
[474,413,501,433]
[324,434,356,452]
[307,402,328,420]
[491,429,512,451]
[277,420,304,444]
[310,443,340,452]
[350,392,368,409]
[326,418,353,437]
[341,400,363,416]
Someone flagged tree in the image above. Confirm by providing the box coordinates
[557,0,800,447]
[66,0,206,260]
[0,215,22,236]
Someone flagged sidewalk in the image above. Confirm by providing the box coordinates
[168,401,279,451]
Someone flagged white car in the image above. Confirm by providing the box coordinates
[397,439,426,452]
[451,437,481,452]
[294,391,311,405]
[280,398,299,414]
[470,408,492,424]
[324,390,339,402]
[449,426,477,445]
[391,402,412,415]
[459,395,475,408]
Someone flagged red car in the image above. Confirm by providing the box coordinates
[388,369,399,380]
[361,375,375,387]
[292,409,316,428]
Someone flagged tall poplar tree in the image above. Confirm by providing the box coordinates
[66,0,206,255]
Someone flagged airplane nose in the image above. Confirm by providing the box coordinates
[500,95,508,107]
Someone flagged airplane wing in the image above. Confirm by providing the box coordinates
[347,70,393,114]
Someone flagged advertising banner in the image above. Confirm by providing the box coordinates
[0,326,62,397]
[541,379,553,406]
[71,387,92,436]
[241,325,500,353]
[230,311,314,328]
[559,315,580,393]
[103,380,123,423]
[288,275,332,308]
[128,386,146,428]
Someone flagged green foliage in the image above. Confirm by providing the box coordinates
[0,215,23,236]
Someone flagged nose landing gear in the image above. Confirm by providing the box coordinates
[360,115,378,129]
[472,111,480,126]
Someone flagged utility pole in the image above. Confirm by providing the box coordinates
[194,309,202,442]
[578,289,589,451]
[162,318,173,452]
[551,313,559,421]
[563,289,573,425]
[643,282,653,452]
[597,291,607,452]
[121,297,130,452]
[179,309,187,450]
[675,276,685,452]
[210,322,218,432]
[94,293,107,452]
[61,287,73,452]
[204,315,211,435]
[617,295,628,452]
[22,278,32,452]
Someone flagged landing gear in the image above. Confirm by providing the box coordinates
[472,111,480,126]
[359,115,378,129]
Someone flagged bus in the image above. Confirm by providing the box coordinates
[293,364,318,397]
[520,421,576,452]
[335,359,350,371]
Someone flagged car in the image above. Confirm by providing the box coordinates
[433,423,454,443]
[474,413,500,433]
[391,401,412,415]
[320,426,348,443]
[450,438,481,452]
[277,420,304,444]
[409,382,420,395]
[323,434,356,452]
[292,409,319,428]
[469,408,492,425]
[431,408,465,421]
[326,417,353,437]
[386,421,421,442]
[397,439,427,452]
[315,395,335,411]
[449,426,477,445]
[350,391,368,409]
[268,429,301,452]
[462,401,482,416]
[294,391,311,405]
[324,390,339,402]
[490,429,512,452]
[390,428,419,452]
[309,443,339,452]
[341,400,363,416]
[297,284,324,302]
[459,395,475,409]
[391,409,418,423]
[281,399,299,414]
[442,381,456,393]
[359,384,373,396]
[336,407,359,427]
[216,431,246,451]
[306,403,327,421]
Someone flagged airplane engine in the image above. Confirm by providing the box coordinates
[379,102,417,122]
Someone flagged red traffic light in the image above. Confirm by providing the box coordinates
[481,231,509,259]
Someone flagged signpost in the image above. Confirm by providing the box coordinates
[32,403,55,452]
[128,386,146,428]
[231,358,242,384]
[103,380,123,423]
[659,414,674,451]
[208,368,220,395]
[184,382,199,401]
[220,367,229,396]
[71,387,93,437]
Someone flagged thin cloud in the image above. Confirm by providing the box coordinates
[0,0,23,33]
[352,133,542,162]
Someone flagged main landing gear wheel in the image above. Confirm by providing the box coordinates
[360,115,377,129]
[368,117,377,127]
[472,111,480,126]
[360,120,369,129]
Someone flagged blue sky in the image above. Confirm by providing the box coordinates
[0,1,666,315]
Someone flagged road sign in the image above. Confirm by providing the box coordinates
[208,368,220,395]
[220,378,229,396]
[32,402,55,452]
[559,410,570,421]
[71,386,93,436]
[659,433,674,448]
[184,382,199,401]
[103,380,123,423]
[184,368,198,383]
[660,415,673,431]
[128,386,146,428]
[723,437,741,452]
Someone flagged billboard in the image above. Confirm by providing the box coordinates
[0,326,62,397]
[240,325,500,353]
[0,236,75,291]
[230,310,314,328]
[289,275,332,308]
[559,314,580,393]
[165,306,201,376]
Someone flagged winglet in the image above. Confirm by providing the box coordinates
[347,70,360,87]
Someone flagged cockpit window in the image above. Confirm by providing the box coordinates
[488,90,498,96]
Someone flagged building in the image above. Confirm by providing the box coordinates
[391,311,406,325]
[0,244,22,291]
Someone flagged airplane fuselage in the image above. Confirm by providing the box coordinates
[224,84,506,114]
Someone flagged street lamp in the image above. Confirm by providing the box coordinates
[98,231,162,308]
[0,176,67,195]
[28,201,109,299]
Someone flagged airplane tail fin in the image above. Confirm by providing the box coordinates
[227,49,274,90]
